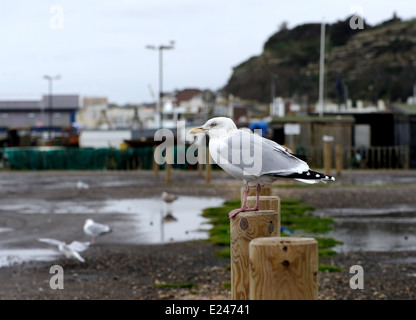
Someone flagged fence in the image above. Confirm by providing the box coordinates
[300,145,409,170]
[0,145,410,171]
[0,147,155,170]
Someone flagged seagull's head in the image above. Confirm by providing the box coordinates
[85,218,93,226]
[189,117,237,139]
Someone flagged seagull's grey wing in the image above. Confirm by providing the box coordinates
[209,130,309,178]
[261,136,335,183]
[38,238,65,247]
[68,241,90,252]
[259,135,310,176]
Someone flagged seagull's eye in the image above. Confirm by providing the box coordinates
[210,123,217,127]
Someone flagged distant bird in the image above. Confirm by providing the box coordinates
[38,238,90,263]
[162,191,178,203]
[189,117,335,219]
[83,219,112,244]
[77,181,89,190]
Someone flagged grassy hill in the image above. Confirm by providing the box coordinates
[223,15,416,105]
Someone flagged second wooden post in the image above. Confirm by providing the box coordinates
[249,237,318,300]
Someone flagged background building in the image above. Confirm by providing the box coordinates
[0,95,79,132]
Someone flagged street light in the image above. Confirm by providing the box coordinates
[271,73,279,103]
[146,41,175,129]
[44,74,61,141]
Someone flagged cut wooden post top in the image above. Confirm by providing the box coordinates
[246,195,280,199]
[231,210,278,219]
[245,196,281,217]
[250,237,317,247]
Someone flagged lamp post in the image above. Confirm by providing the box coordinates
[146,41,175,129]
[43,74,61,141]
[271,73,279,103]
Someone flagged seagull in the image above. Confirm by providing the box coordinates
[77,181,89,190]
[38,238,90,263]
[162,191,178,203]
[83,219,112,244]
[189,117,335,219]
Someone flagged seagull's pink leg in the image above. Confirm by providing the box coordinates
[253,184,261,210]
[241,183,250,210]
[228,183,249,219]
[228,184,262,219]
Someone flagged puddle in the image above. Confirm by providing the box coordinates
[0,228,13,234]
[101,196,225,244]
[0,249,60,268]
[0,200,101,215]
[321,207,416,252]
[0,195,225,267]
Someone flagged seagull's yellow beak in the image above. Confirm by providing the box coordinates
[189,127,205,134]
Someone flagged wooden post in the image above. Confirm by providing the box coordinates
[205,147,211,184]
[246,196,281,233]
[405,146,410,169]
[166,147,172,184]
[153,145,159,177]
[335,144,342,176]
[249,237,318,300]
[230,210,279,300]
[240,184,272,201]
[197,145,204,176]
[323,141,331,175]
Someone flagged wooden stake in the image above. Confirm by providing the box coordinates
[246,195,281,241]
[335,144,342,176]
[153,145,159,177]
[197,146,204,176]
[249,237,318,300]
[246,196,281,233]
[166,147,172,184]
[324,141,331,175]
[230,210,279,300]
[205,147,211,184]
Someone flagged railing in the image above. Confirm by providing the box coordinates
[299,145,410,170]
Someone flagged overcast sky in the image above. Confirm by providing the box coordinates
[0,0,414,105]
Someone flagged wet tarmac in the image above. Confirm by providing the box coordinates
[0,171,226,267]
[1,169,416,267]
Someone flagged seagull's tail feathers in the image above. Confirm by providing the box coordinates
[295,170,335,184]
[273,170,335,184]
[294,178,321,184]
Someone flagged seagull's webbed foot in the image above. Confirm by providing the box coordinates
[228,205,259,219]
[228,208,244,219]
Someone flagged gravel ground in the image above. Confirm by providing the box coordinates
[0,169,416,300]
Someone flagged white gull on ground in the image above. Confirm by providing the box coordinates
[162,191,178,203]
[189,117,335,219]
[83,219,112,244]
[38,238,90,263]
[76,181,89,190]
